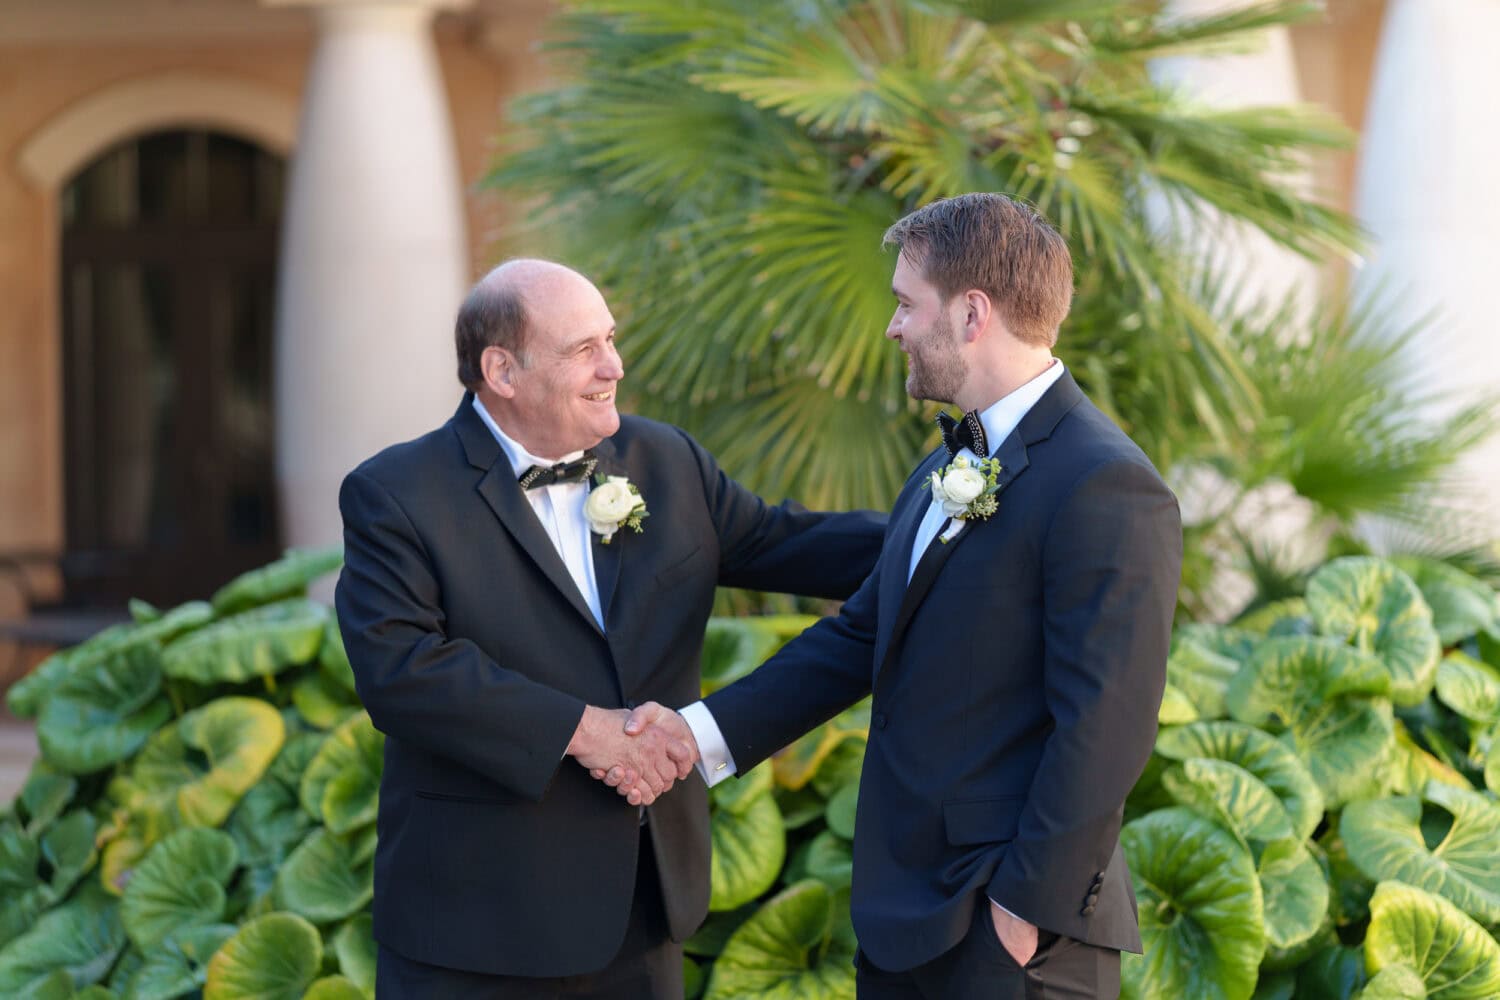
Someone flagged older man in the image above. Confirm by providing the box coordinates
[335,259,883,998]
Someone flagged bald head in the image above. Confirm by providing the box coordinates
[454,258,605,391]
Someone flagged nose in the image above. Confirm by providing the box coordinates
[600,341,625,380]
[885,312,901,341]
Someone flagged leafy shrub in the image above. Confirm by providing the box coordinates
[4,551,1498,998]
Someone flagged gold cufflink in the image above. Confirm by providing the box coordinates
[715,762,727,771]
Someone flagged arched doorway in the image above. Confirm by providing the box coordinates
[60,129,284,606]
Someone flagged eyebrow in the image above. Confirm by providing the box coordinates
[559,326,617,353]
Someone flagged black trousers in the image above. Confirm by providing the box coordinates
[376,827,683,999]
[855,897,1121,1000]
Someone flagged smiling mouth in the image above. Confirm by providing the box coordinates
[583,391,614,402]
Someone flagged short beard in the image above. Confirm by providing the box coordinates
[905,311,967,404]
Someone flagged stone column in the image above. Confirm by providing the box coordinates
[1354,0,1500,532]
[269,0,470,558]
[1149,0,1318,310]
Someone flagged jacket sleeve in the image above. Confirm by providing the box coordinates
[672,427,885,599]
[334,468,587,802]
[985,458,1182,931]
[703,547,884,773]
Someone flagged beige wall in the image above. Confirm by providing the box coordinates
[0,9,550,591]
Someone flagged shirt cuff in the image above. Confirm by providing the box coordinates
[680,701,737,788]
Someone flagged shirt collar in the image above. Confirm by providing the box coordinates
[974,359,1065,456]
[471,396,586,480]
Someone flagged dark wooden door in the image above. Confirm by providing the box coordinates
[60,130,284,606]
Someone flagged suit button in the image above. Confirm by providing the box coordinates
[873,714,888,730]
[625,700,637,710]
[1085,893,1099,906]
[1081,905,1095,916]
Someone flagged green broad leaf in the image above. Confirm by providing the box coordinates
[1392,556,1496,646]
[1173,623,1260,667]
[298,712,382,834]
[1295,943,1368,1000]
[36,640,172,775]
[0,886,127,996]
[773,785,827,831]
[807,728,867,799]
[1258,838,1330,965]
[1384,720,1471,797]
[1486,724,1500,794]
[131,697,286,829]
[1252,970,1297,1000]
[1228,637,1391,728]
[1166,640,1239,719]
[39,810,98,898]
[204,912,322,1000]
[273,829,374,924]
[1354,964,1426,1000]
[7,602,211,720]
[685,956,705,1000]
[1341,784,1500,923]
[1365,881,1500,999]
[227,780,314,873]
[773,706,868,792]
[1158,684,1199,725]
[1306,556,1441,706]
[129,598,162,624]
[1279,699,1395,810]
[17,760,76,837]
[684,905,758,959]
[1434,652,1500,725]
[120,828,239,950]
[1160,758,1294,844]
[802,830,853,889]
[823,783,858,841]
[331,915,376,995]
[0,820,50,950]
[128,923,235,1000]
[710,765,786,912]
[162,598,328,685]
[210,546,343,616]
[1233,598,1314,637]
[1156,721,1324,840]
[700,617,795,695]
[1227,636,1395,807]
[1120,808,1265,1000]
[290,671,359,732]
[106,948,145,995]
[303,976,366,1000]
[706,880,856,1000]
[317,621,357,697]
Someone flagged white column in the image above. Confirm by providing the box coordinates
[1354,0,1500,531]
[1149,0,1318,309]
[270,0,470,556]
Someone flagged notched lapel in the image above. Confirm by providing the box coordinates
[588,439,623,628]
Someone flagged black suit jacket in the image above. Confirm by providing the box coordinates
[704,372,1182,971]
[334,395,883,977]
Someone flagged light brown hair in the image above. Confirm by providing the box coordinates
[883,193,1073,347]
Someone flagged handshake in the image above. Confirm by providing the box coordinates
[566,702,701,806]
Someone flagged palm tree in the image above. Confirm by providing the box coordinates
[489,0,1485,588]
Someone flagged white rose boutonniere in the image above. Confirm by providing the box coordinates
[584,475,648,544]
[923,454,1004,531]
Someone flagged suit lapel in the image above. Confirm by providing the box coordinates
[589,438,623,628]
[875,372,1088,679]
[456,396,606,637]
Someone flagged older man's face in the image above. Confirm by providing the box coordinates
[506,275,624,458]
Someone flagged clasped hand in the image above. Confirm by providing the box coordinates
[567,703,700,806]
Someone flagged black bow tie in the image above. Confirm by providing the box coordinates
[936,410,989,458]
[518,452,598,490]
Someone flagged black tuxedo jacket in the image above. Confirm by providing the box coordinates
[334,395,883,977]
[704,372,1182,971]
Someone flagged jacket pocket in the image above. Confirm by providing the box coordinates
[943,795,1024,846]
[654,545,705,588]
[414,789,507,805]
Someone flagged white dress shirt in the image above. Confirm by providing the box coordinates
[472,397,605,629]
